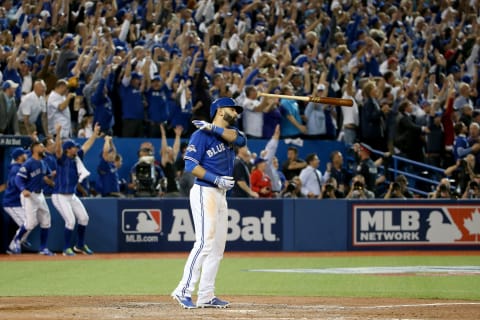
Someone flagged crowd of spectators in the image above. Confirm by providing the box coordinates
[0,0,479,199]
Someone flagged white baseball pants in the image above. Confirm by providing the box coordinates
[173,184,228,304]
[4,206,26,227]
[52,194,89,230]
[20,192,51,230]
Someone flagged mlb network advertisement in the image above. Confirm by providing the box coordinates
[118,199,283,252]
[352,203,480,248]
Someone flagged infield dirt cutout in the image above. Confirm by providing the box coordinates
[1,251,479,319]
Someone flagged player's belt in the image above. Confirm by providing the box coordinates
[31,190,42,193]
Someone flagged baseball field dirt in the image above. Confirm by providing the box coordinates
[1,251,479,319]
[1,295,479,320]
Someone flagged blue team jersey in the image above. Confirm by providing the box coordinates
[53,154,79,194]
[453,135,470,161]
[120,84,145,120]
[92,79,114,132]
[97,157,119,195]
[15,157,48,193]
[3,162,22,207]
[42,152,57,195]
[146,86,170,123]
[170,101,193,129]
[184,128,246,187]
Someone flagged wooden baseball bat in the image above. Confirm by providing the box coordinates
[258,92,354,107]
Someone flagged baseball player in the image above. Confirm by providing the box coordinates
[8,142,55,256]
[171,97,245,309]
[51,123,100,256]
[3,148,30,252]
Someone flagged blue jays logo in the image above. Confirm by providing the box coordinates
[122,209,162,234]
[186,144,197,153]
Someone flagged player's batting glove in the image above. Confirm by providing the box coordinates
[192,120,225,136]
[215,176,235,190]
[192,120,213,131]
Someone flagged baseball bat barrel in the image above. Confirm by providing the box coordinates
[258,92,353,107]
[309,96,354,107]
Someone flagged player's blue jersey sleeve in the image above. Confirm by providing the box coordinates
[15,164,28,191]
[184,130,207,170]
[234,129,247,147]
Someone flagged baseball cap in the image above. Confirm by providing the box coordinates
[10,147,26,160]
[210,97,243,119]
[317,84,326,91]
[62,35,74,47]
[40,10,51,18]
[2,80,19,90]
[131,72,143,80]
[254,157,267,166]
[358,143,371,155]
[62,140,77,151]
[152,75,162,82]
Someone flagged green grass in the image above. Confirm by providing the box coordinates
[1,256,480,300]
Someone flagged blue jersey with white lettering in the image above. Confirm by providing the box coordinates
[3,162,22,207]
[15,157,48,193]
[184,128,246,187]
[146,86,170,123]
[53,153,81,194]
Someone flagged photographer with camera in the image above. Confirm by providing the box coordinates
[444,154,476,194]
[382,174,413,199]
[428,178,454,199]
[320,177,345,199]
[462,180,480,199]
[128,142,166,197]
[384,182,406,199]
[346,175,375,199]
[281,176,304,198]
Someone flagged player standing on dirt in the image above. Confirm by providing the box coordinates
[171,97,245,309]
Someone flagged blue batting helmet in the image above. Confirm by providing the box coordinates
[210,97,243,119]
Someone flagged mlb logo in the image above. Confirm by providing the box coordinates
[122,209,162,234]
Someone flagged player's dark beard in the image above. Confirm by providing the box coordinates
[223,113,237,126]
[38,151,46,158]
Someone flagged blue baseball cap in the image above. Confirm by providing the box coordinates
[210,97,243,119]
[62,140,77,151]
[254,157,267,166]
[62,35,74,47]
[131,72,143,80]
[2,80,19,90]
[10,147,26,160]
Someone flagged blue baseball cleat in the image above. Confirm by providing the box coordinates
[73,245,93,255]
[7,239,21,255]
[38,248,56,256]
[62,248,75,256]
[197,297,230,308]
[172,294,196,309]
